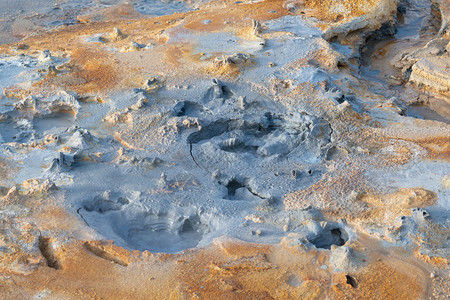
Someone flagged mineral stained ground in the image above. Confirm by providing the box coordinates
[0,0,449,299]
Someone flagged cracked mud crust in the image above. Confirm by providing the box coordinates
[0,0,449,299]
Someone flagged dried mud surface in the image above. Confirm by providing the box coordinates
[0,0,449,299]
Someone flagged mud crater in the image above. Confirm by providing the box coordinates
[82,191,210,253]
[310,225,349,250]
[188,112,328,158]
[116,212,208,253]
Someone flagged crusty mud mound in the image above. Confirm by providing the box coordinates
[0,0,449,299]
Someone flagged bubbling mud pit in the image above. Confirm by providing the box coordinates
[74,81,335,253]
[0,0,449,298]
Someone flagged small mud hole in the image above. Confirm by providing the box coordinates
[226,178,246,199]
[38,236,61,270]
[311,227,349,250]
[346,274,358,288]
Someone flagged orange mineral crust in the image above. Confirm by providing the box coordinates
[0,235,434,299]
